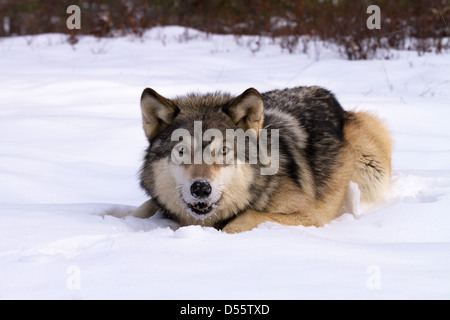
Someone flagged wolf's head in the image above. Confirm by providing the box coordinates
[139,88,268,227]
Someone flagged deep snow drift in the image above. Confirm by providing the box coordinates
[0,27,449,299]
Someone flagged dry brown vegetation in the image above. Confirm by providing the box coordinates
[0,0,448,59]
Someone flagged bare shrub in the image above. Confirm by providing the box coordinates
[1,0,448,59]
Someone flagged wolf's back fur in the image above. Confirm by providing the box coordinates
[133,86,392,233]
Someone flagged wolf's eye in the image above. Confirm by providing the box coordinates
[221,146,230,155]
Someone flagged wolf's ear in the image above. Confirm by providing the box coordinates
[223,88,264,133]
[140,88,179,140]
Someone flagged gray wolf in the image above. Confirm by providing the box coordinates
[129,86,392,233]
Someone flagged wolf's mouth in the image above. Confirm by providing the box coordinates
[187,202,215,215]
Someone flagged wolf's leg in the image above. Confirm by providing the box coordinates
[222,210,323,233]
[126,199,158,219]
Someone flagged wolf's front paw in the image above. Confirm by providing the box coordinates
[126,199,158,219]
[222,210,263,234]
[222,221,252,234]
[222,222,254,234]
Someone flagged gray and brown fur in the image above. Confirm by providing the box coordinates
[131,86,392,233]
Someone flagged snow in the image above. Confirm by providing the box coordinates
[1,27,450,299]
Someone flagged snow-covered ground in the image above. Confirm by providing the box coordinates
[1,27,449,299]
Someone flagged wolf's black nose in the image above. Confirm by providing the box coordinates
[190,180,212,199]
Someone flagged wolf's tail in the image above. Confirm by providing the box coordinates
[344,111,392,203]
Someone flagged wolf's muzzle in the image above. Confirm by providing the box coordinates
[190,180,212,199]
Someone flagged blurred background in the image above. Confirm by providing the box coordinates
[0,0,448,59]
